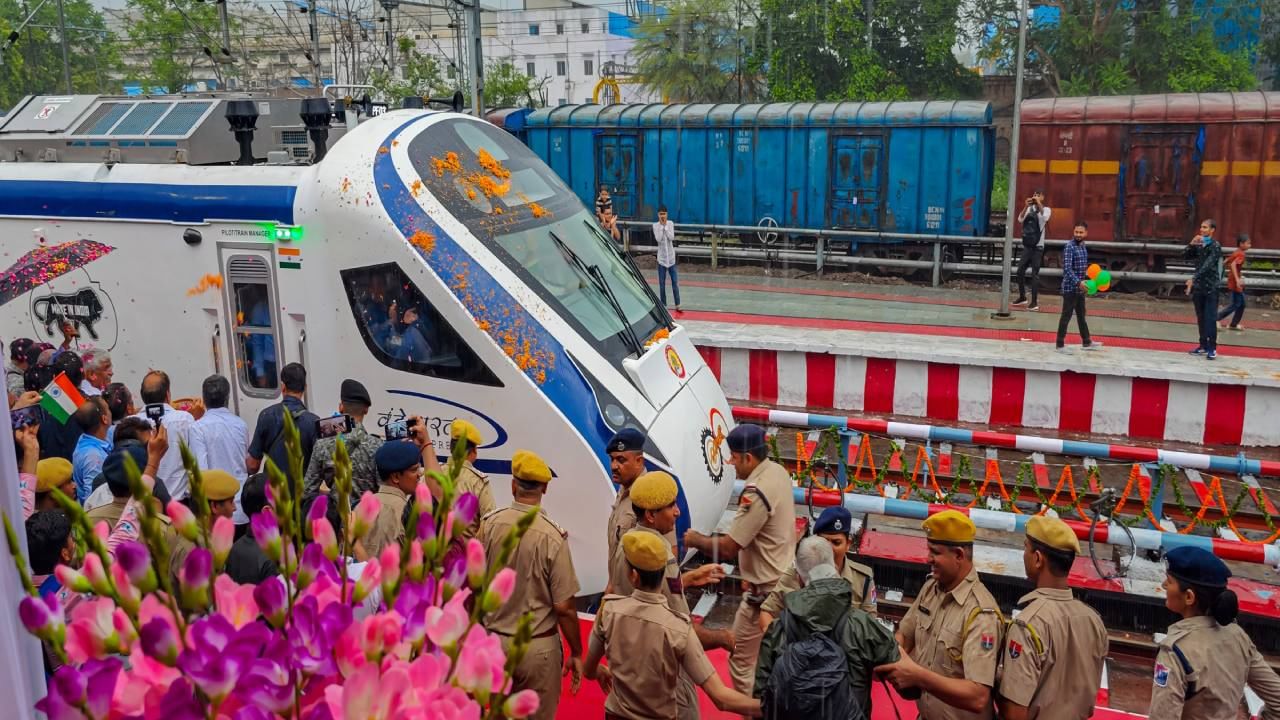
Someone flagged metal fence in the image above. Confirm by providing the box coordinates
[617,220,1280,290]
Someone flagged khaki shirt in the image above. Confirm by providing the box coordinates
[607,485,637,564]
[363,485,409,560]
[591,590,716,720]
[170,533,196,589]
[899,569,1002,720]
[607,524,688,614]
[457,462,496,522]
[1149,614,1280,720]
[998,588,1107,720]
[727,458,796,586]
[761,559,877,617]
[86,497,129,531]
[480,501,579,636]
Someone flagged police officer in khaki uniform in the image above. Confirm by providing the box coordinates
[606,471,731,719]
[586,530,762,719]
[360,440,422,560]
[1148,546,1280,719]
[88,445,146,530]
[606,428,647,562]
[876,510,1003,720]
[759,505,876,631]
[684,424,796,694]
[997,515,1107,720]
[170,469,240,583]
[479,450,582,720]
[449,419,494,537]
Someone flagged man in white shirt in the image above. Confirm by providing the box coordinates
[1013,189,1051,311]
[80,350,113,397]
[132,369,202,500]
[194,374,250,523]
[653,206,681,312]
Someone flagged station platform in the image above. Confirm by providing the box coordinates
[652,270,1280,448]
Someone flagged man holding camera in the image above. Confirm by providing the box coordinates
[1013,190,1051,310]
[303,379,384,505]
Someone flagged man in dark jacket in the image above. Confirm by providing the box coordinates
[1184,219,1223,360]
[225,473,280,584]
[248,362,320,476]
[755,536,899,719]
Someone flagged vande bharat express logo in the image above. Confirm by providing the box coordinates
[700,408,729,485]
[665,345,686,379]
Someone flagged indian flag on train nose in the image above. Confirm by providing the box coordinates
[40,372,86,424]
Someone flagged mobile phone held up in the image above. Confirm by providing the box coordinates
[384,417,420,441]
[317,414,355,439]
[145,403,165,428]
[10,405,41,429]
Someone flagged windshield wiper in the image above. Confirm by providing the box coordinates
[549,230,644,357]
[583,219,674,330]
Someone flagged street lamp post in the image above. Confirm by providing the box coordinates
[996,0,1029,318]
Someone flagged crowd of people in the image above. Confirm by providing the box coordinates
[1016,192,1252,360]
[6,333,1280,720]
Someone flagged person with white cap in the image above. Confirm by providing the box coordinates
[759,505,876,632]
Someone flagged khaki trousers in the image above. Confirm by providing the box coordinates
[729,595,765,694]
[508,633,563,720]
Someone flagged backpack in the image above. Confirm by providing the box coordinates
[761,608,857,720]
[1021,209,1042,248]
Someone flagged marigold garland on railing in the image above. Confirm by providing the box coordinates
[766,427,1280,539]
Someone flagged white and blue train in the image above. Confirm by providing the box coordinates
[0,94,736,592]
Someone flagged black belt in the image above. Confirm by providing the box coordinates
[493,627,559,640]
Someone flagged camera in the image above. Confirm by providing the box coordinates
[144,403,165,428]
[318,414,355,439]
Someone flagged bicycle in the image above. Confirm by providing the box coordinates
[1088,487,1137,580]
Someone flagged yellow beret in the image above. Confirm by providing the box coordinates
[450,419,482,446]
[622,530,668,572]
[36,458,73,494]
[511,450,551,484]
[202,469,241,502]
[630,471,678,510]
[922,510,976,545]
[1026,515,1081,554]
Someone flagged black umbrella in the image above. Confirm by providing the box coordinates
[0,240,115,307]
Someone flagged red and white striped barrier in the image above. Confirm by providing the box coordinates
[696,346,1280,448]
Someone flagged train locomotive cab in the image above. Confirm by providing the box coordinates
[303,110,735,593]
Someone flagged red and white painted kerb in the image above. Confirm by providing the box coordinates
[696,346,1280,448]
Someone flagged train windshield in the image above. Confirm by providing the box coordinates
[408,117,666,364]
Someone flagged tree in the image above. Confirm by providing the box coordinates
[631,0,759,102]
[967,0,1262,96]
[484,60,544,108]
[756,0,977,101]
[369,36,450,104]
[124,0,224,93]
[0,0,120,107]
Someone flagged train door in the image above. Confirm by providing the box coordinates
[219,246,284,421]
[596,133,640,218]
[829,134,883,229]
[1122,127,1199,240]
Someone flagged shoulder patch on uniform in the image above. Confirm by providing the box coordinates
[1008,640,1022,659]
[1153,663,1170,687]
[980,633,995,651]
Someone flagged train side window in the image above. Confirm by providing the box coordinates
[341,263,502,387]
[226,255,280,394]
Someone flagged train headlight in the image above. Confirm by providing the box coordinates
[603,403,626,428]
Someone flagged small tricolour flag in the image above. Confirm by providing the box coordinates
[40,371,86,424]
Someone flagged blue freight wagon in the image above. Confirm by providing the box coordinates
[520,101,996,243]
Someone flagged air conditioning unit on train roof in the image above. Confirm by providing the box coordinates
[0,93,348,166]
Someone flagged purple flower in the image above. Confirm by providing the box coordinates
[158,678,206,720]
[236,655,294,714]
[451,492,479,536]
[140,617,180,665]
[415,508,436,541]
[307,494,329,525]
[253,576,288,628]
[297,542,337,590]
[252,510,282,562]
[19,593,64,643]
[178,614,269,702]
[442,543,466,594]
[36,658,120,720]
[288,595,350,677]
[115,541,157,593]
[178,548,212,611]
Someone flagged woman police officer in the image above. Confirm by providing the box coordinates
[1149,546,1280,719]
